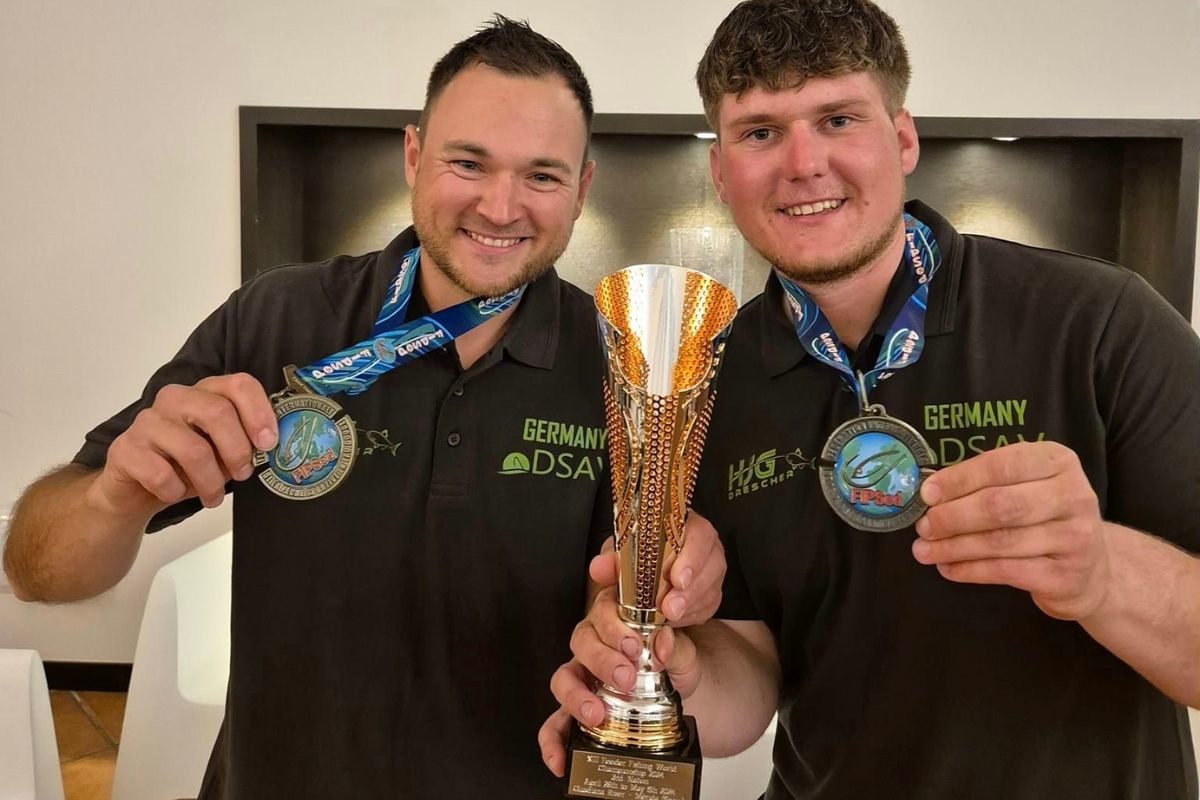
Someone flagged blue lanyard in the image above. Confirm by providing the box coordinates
[296,246,524,396]
[777,214,941,411]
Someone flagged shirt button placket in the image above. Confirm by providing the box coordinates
[431,379,470,494]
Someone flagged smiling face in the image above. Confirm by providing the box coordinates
[405,62,594,299]
[709,71,919,286]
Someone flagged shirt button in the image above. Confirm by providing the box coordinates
[453,386,464,397]
[447,432,462,447]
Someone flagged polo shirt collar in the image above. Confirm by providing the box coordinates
[498,266,561,370]
[760,275,810,377]
[760,199,963,377]
[911,199,962,340]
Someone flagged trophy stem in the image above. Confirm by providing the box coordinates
[580,621,686,752]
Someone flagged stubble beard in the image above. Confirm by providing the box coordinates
[767,204,905,288]
[411,187,568,298]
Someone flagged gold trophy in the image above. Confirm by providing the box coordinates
[565,264,737,800]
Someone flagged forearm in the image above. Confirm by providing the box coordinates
[1080,523,1200,707]
[3,464,154,602]
[681,619,780,757]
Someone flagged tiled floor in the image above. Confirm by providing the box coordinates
[50,690,126,800]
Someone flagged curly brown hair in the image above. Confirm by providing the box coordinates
[696,0,911,129]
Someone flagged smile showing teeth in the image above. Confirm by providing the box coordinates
[465,230,525,248]
[783,199,843,217]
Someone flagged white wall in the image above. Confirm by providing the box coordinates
[2,0,1198,662]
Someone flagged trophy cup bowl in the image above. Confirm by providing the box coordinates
[565,264,737,800]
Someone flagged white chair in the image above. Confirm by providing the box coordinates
[701,716,775,800]
[0,649,66,800]
[1191,708,1200,780]
[111,531,232,800]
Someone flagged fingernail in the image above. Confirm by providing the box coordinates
[235,464,253,481]
[912,539,931,562]
[677,567,694,590]
[666,596,686,619]
[256,428,278,450]
[922,481,942,505]
[582,701,598,725]
[620,637,640,659]
[658,628,674,658]
[614,665,633,689]
[914,517,931,538]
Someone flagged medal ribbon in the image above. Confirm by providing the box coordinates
[296,246,524,396]
[776,213,941,409]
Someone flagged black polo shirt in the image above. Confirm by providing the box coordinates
[74,227,612,799]
[694,201,1200,799]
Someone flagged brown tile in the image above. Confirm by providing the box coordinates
[49,691,108,762]
[61,747,116,800]
[76,692,126,743]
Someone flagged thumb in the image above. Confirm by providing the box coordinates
[654,627,701,699]
[588,550,619,587]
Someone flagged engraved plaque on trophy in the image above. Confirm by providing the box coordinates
[565,264,737,800]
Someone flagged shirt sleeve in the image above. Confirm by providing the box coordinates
[72,294,239,533]
[691,472,760,620]
[1095,273,1200,553]
[712,521,760,621]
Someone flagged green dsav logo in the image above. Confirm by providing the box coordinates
[497,449,602,480]
[499,452,532,475]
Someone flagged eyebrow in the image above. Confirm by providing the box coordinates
[529,157,573,174]
[812,99,874,115]
[723,113,777,129]
[725,99,875,129]
[443,140,573,174]
[444,140,490,157]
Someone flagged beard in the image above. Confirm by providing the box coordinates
[765,205,904,287]
[411,186,569,298]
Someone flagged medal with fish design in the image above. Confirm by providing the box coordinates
[818,404,936,532]
[251,366,358,500]
[780,213,944,532]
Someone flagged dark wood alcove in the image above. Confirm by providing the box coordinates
[240,108,1198,317]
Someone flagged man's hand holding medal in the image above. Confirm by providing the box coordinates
[88,373,278,515]
[913,440,1111,621]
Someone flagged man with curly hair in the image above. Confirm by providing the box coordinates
[544,2,1200,797]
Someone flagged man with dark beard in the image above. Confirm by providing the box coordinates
[3,16,724,799]
[542,1,1200,798]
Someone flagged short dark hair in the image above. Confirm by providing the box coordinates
[420,15,594,139]
[696,0,911,129]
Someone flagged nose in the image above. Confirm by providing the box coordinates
[782,125,829,181]
[475,173,521,228]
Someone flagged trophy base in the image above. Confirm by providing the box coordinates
[564,716,702,799]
